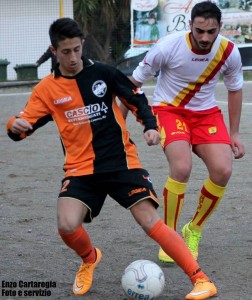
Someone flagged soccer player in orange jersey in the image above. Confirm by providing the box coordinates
[7,17,217,299]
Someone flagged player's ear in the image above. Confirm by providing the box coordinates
[50,45,56,55]
[82,39,85,46]
[189,20,192,30]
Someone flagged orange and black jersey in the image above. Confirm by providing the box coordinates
[7,57,158,176]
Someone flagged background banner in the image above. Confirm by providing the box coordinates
[131,0,252,47]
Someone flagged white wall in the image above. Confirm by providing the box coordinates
[0,0,73,80]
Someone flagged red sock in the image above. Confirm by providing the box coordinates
[148,220,209,283]
[58,225,96,264]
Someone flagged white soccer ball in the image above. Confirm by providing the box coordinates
[121,259,165,299]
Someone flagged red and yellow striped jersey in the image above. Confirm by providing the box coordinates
[133,32,243,111]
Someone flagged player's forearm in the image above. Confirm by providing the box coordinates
[228,89,243,135]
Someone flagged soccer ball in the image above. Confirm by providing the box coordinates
[121,259,165,299]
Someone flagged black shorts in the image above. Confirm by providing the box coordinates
[58,169,159,223]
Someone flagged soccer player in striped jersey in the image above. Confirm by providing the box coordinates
[122,1,245,265]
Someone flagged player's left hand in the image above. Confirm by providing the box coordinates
[144,129,161,146]
[231,134,245,159]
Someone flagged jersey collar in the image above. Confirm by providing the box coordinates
[53,56,94,78]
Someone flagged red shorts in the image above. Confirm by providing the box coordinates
[153,106,231,149]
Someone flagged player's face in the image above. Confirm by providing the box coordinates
[52,38,84,76]
[190,17,221,52]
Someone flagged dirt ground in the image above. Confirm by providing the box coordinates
[0,82,251,300]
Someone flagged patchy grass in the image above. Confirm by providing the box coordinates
[243,70,252,81]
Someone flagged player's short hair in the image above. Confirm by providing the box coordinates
[191,1,222,24]
[49,18,84,49]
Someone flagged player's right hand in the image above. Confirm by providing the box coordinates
[11,118,33,134]
[144,129,161,146]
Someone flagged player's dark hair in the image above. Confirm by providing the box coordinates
[191,1,222,24]
[49,18,84,49]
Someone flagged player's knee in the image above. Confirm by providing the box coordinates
[57,216,79,233]
[222,165,232,180]
[172,165,191,182]
[214,164,232,182]
[210,167,232,187]
[131,202,160,233]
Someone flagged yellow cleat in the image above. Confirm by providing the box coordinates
[186,279,217,299]
[182,223,202,260]
[72,248,102,295]
[158,247,175,263]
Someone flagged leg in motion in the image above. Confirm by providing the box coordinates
[57,197,102,295]
[159,140,192,263]
[131,200,217,299]
[159,177,187,263]
[184,143,232,260]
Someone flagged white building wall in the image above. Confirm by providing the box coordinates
[0,0,73,80]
